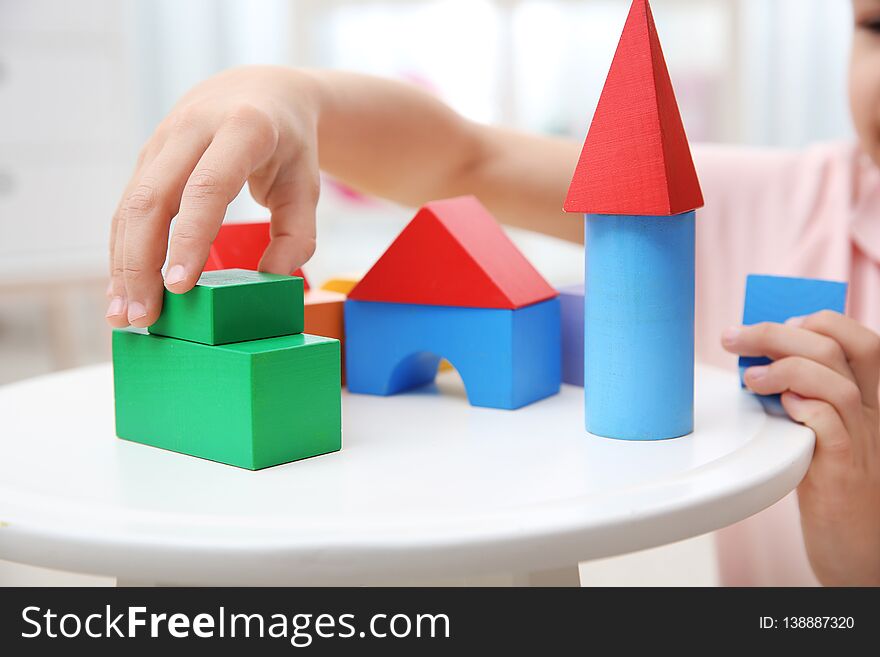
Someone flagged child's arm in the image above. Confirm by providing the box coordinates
[316,70,580,240]
[106,66,580,328]
[723,313,880,585]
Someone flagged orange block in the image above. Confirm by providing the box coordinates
[304,289,346,384]
[320,273,362,296]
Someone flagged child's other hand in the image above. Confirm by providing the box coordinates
[721,311,880,586]
[106,66,321,328]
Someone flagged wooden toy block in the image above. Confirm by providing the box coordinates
[564,0,703,440]
[559,284,585,387]
[348,196,556,309]
[149,269,304,345]
[113,330,341,470]
[320,273,362,295]
[304,289,347,385]
[332,259,443,374]
[304,289,345,339]
[345,299,561,410]
[204,220,309,289]
[583,213,695,440]
[563,0,703,217]
[739,274,848,385]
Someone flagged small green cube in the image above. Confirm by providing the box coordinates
[113,329,341,469]
[149,269,304,345]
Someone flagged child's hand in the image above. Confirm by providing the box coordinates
[106,66,321,328]
[722,311,880,586]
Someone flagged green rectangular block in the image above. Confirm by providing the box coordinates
[149,269,304,345]
[113,329,341,470]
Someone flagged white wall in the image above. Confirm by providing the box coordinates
[0,0,857,282]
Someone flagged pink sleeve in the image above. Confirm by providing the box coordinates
[693,142,858,370]
[692,142,862,586]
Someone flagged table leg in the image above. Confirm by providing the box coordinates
[511,565,582,587]
[115,569,583,587]
[116,578,157,587]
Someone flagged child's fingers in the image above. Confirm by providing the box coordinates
[107,213,132,327]
[121,131,213,328]
[794,311,880,410]
[781,391,852,458]
[106,143,162,326]
[722,322,856,384]
[745,357,868,463]
[107,185,137,327]
[165,108,280,295]
[256,155,320,275]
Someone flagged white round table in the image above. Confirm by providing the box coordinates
[0,363,813,586]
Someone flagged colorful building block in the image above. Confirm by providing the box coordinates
[345,196,560,409]
[320,273,362,295]
[304,289,345,340]
[113,330,341,470]
[559,284,585,387]
[348,196,557,309]
[304,289,347,384]
[585,213,695,440]
[345,299,560,410]
[149,269,304,345]
[564,0,703,217]
[204,220,309,289]
[564,0,703,440]
[739,274,848,384]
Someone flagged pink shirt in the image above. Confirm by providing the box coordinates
[694,142,880,586]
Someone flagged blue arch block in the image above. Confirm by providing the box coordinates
[585,212,695,441]
[345,299,561,410]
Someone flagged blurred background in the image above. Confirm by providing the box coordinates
[0,0,855,585]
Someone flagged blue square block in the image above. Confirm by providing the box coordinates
[739,274,848,386]
[345,299,561,410]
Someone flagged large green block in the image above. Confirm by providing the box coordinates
[113,329,341,470]
[149,269,304,345]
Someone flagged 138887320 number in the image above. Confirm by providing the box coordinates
[759,616,855,630]
[783,617,854,629]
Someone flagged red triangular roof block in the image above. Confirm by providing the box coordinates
[204,221,309,289]
[564,0,704,216]
[348,196,556,309]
